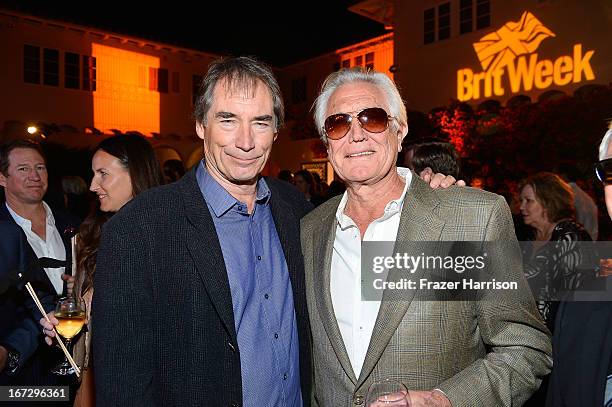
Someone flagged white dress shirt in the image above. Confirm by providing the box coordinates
[7,202,66,295]
[330,167,412,378]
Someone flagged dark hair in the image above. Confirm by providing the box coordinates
[193,56,284,132]
[277,169,294,184]
[412,142,461,178]
[163,159,185,183]
[295,169,316,196]
[76,134,163,296]
[519,172,575,223]
[0,139,46,176]
[96,134,164,196]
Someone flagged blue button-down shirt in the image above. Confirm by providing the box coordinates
[197,163,302,407]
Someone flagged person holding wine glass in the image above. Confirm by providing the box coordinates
[40,133,163,406]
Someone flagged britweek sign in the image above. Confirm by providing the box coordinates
[457,11,596,102]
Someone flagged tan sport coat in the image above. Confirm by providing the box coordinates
[300,173,552,407]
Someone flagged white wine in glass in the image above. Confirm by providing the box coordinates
[52,296,85,376]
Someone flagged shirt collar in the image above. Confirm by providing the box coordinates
[6,201,55,228]
[196,160,271,218]
[335,167,412,229]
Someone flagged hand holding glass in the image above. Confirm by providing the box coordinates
[366,379,411,407]
[51,296,85,375]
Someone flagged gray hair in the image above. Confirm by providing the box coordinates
[598,123,612,160]
[193,56,284,132]
[313,68,408,143]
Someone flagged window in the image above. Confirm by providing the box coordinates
[476,0,490,30]
[65,52,80,89]
[341,59,350,68]
[460,0,473,34]
[172,72,180,93]
[157,68,168,93]
[43,48,59,86]
[23,45,40,84]
[438,2,451,40]
[354,55,363,66]
[192,74,202,106]
[82,55,96,91]
[423,8,435,44]
[333,62,341,71]
[291,76,306,104]
[148,68,169,93]
[148,67,158,91]
[365,52,374,70]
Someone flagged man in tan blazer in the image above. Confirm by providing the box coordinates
[301,68,552,407]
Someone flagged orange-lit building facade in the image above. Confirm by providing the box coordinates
[0,10,219,168]
[390,0,611,111]
[3,2,608,177]
[0,9,394,177]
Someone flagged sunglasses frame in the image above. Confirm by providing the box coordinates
[323,107,395,140]
[595,158,612,184]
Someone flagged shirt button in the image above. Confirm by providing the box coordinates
[274,333,279,339]
[353,394,364,405]
[257,255,262,261]
[283,373,287,380]
[264,293,269,299]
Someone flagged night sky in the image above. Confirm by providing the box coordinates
[0,0,387,66]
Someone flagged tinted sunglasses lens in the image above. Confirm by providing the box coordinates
[358,108,389,133]
[596,160,612,184]
[324,113,351,140]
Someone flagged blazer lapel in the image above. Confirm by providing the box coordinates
[0,203,58,295]
[357,175,446,387]
[312,198,358,384]
[180,170,238,345]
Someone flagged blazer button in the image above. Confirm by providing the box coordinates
[353,394,364,405]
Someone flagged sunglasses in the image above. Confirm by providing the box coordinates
[595,158,612,184]
[323,107,394,140]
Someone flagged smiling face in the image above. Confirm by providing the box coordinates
[89,149,133,213]
[324,82,406,188]
[196,78,277,190]
[0,148,48,206]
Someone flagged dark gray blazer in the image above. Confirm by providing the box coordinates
[93,168,312,407]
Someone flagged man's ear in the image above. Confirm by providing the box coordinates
[0,173,7,188]
[195,122,206,140]
[397,123,408,152]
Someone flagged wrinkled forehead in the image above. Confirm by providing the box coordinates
[9,147,46,165]
[217,75,264,99]
[327,82,387,115]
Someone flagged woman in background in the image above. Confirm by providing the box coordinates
[40,134,163,406]
[519,172,594,331]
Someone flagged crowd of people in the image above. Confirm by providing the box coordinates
[0,56,610,407]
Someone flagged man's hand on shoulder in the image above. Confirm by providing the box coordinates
[419,167,466,189]
[409,390,452,407]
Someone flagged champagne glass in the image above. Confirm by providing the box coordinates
[51,296,86,375]
[365,379,411,407]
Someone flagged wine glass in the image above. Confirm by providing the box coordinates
[51,296,86,375]
[365,378,411,407]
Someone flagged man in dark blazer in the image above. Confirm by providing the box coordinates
[93,57,312,406]
[546,126,612,407]
[0,140,77,392]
